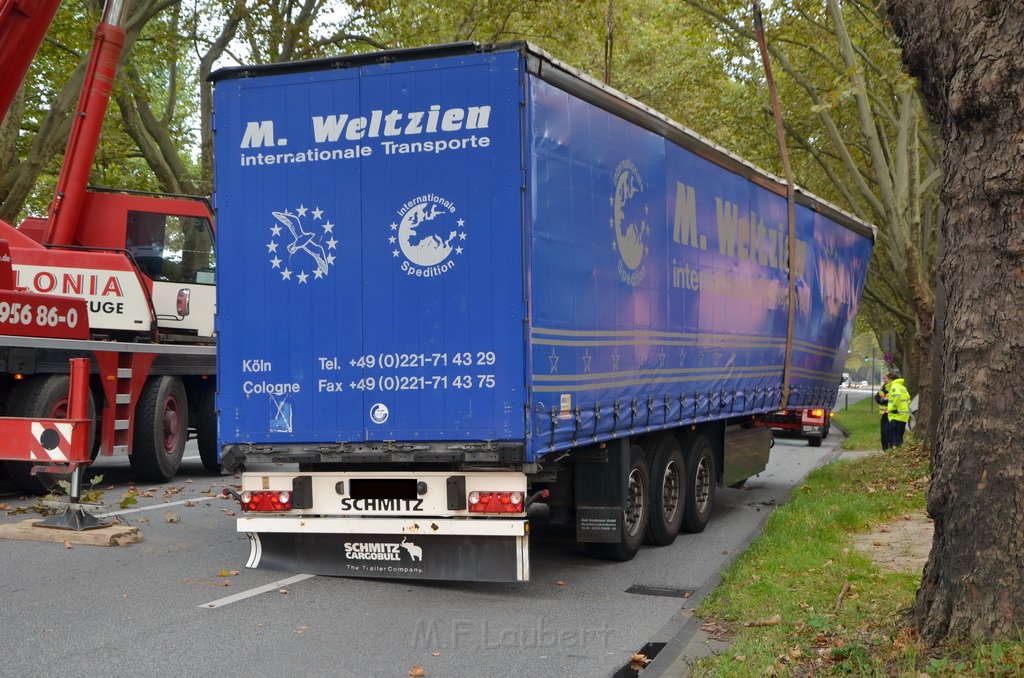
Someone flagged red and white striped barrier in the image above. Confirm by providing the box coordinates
[0,358,91,465]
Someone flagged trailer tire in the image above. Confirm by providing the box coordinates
[681,435,716,533]
[2,375,96,495]
[130,376,187,481]
[196,385,219,473]
[585,444,650,561]
[644,435,685,546]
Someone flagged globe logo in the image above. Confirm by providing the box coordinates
[390,194,467,277]
[611,159,649,286]
[399,203,455,266]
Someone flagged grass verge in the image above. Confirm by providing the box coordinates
[833,392,885,450]
[687,397,1024,676]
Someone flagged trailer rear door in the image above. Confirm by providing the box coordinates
[214,49,528,445]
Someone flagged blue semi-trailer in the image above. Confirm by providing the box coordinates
[210,42,874,582]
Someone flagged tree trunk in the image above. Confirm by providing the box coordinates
[910,317,932,444]
[888,0,1024,643]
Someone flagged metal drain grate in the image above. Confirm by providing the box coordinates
[611,641,667,678]
[625,584,694,598]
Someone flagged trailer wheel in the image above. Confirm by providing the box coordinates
[2,375,96,495]
[196,385,219,473]
[644,435,685,546]
[130,376,187,481]
[681,435,716,533]
[585,444,650,561]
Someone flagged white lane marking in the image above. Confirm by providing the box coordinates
[94,496,225,518]
[199,574,315,609]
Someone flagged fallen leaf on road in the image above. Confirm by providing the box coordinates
[164,512,181,523]
[431,652,441,657]
[556,580,567,586]
[63,540,72,549]
[295,625,307,635]
[630,653,652,670]
[222,510,237,517]
[218,569,240,577]
[185,501,196,507]
[409,665,425,677]
[277,588,289,595]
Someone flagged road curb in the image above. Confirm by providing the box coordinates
[642,443,846,676]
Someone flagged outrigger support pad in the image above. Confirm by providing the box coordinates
[37,504,110,531]
[35,450,110,531]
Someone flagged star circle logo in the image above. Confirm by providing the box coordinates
[390,194,466,278]
[610,160,649,287]
[267,204,337,284]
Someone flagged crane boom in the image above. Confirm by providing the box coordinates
[0,0,62,122]
[44,0,127,246]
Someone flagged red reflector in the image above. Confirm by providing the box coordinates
[241,490,292,512]
[468,491,524,514]
[176,288,191,316]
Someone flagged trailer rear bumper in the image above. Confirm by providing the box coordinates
[239,516,529,582]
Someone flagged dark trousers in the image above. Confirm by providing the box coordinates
[889,419,907,447]
[880,415,893,449]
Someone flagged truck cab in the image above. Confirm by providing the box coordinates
[760,407,832,447]
[10,191,216,339]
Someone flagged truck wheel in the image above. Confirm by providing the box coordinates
[196,385,219,473]
[807,435,823,447]
[644,435,685,546]
[130,376,187,481]
[2,375,96,495]
[681,435,716,533]
[585,444,650,561]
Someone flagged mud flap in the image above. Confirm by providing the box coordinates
[246,532,530,582]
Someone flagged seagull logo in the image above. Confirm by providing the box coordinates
[266,204,337,284]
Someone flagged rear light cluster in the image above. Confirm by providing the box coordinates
[468,490,524,514]
[810,408,826,418]
[240,490,292,512]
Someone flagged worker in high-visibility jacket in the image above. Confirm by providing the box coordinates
[874,374,891,449]
[886,371,911,447]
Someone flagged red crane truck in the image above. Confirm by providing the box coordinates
[0,0,218,494]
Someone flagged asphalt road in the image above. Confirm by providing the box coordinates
[0,430,851,678]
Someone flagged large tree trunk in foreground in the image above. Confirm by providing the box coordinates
[887,1,1024,643]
